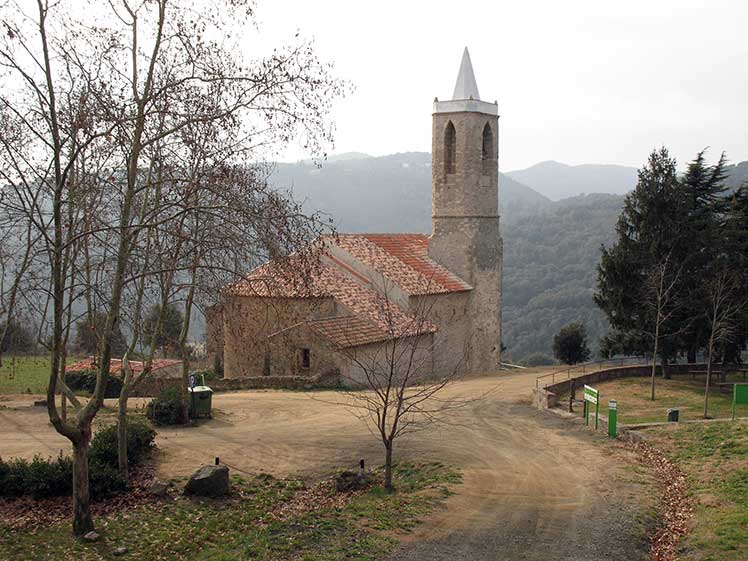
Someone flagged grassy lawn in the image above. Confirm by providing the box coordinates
[0,355,55,395]
[0,462,461,561]
[645,421,748,561]
[559,374,747,425]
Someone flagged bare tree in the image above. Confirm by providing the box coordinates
[332,284,472,492]
[702,269,747,418]
[641,252,683,400]
[0,0,345,534]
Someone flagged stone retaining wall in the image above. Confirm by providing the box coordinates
[533,363,713,410]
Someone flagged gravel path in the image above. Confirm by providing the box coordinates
[1,369,653,560]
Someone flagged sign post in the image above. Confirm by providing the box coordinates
[608,400,617,438]
[584,385,599,430]
[733,384,748,420]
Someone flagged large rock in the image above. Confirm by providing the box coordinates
[184,465,230,497]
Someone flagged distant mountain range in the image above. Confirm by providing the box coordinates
[270,151,748,364]
[272,152,551,233]
[506,161,638,201]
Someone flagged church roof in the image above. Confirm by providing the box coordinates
[332,234,472,295]
[224,233,464,347]
[232,257,437,348]
[452,47,480,101]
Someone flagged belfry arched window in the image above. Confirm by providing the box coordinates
[482,122,494,173]
[444,121,456,175]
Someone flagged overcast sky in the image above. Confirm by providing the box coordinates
[252,0,748,171]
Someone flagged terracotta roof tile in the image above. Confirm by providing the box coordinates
[332,234,471,295]
[66,357,182,375]
[308,316,391,348]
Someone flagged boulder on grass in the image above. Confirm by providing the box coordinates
[334,470,373,493]
[147,480,169,497]
[184,464,229,497]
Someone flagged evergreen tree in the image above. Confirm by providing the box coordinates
[595,148,682,360]
[142,304,184,356]
[553,322,591,365]
[674,151,730,361]
[74,312,127,356]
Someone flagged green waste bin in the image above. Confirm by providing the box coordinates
[667,408,679,422]
[189,385,213,419]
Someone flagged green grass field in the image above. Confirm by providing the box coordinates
[0,462,461,561]
[559,374,748,425]
[646,421,748,561]
[0,355,55,395]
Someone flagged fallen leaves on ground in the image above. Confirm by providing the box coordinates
[264,476,370,524]
[626,440,693,561]
[0,465,159,531]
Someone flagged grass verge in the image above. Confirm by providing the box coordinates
[642,420,748,561]
[0,461,461,561]
[558,375,746,424]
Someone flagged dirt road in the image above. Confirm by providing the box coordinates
[1,370,652,560]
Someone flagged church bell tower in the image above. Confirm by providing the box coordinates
[429,47,503,372]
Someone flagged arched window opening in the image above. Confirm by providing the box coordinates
[444,121,456,175]
[482,122,494,173]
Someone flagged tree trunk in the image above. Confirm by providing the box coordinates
[704,342,713,419]
[650,333,659,401]
[661,355,671,380]
[384,442,393,493]
[72,434,93,536]
[117,396,129,480]
[181,358,191,424]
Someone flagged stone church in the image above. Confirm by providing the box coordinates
[209,48,503,386]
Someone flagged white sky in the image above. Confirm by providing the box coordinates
[252,0,748,171]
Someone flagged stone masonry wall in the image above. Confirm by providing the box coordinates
[222,295,336,378]
[410,292,470,376]
[428,109,502,375]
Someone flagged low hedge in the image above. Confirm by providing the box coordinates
[0,417,155,499]
[65,369,123,399]
[146,386,185,426]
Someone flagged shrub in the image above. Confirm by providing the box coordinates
[89,460,126,498]
[65,369,123,398]
[90,417,156,469]
[0,455,72,499]
[193,368,218,382]
[0,418,154,500]
[146,386,185,426]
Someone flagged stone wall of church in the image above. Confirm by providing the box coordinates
[222,295,337,378]
[428,108,503,374]
[409,291,471,376]
[337,333,435,388]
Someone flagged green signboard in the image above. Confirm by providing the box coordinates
[584,385,599,429]
[733,384,748,420]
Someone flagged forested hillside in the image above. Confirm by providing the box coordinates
[501,194,622,363]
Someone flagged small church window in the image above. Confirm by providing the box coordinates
[300,348,311,369]
[444,121,456,175]
[482,122,494,173]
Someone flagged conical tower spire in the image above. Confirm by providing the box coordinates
[452,47,480,101]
